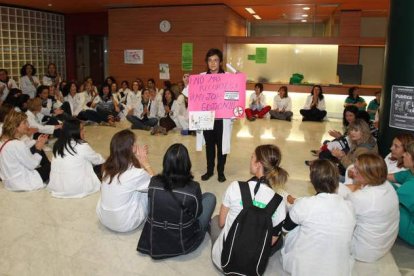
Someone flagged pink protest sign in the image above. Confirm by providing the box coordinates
[188,73,246,119]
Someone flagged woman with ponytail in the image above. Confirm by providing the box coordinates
[96,129,154,232]
[137,143,216,259]
[211,144,287,270]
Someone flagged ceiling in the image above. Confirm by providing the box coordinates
[2,0,389,22]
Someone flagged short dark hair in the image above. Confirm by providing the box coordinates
[0,69,8,75]
[310,159,339,194]
[279,86,288,98]
[160,143,193,190]
[343,105,359,127]
[254,83,263,92]
[148,78,155,84]
[20,63,36,76]
[62,81,78,97]
[348,86,358,98]
[121,80,129,87]
[205,48,224,73]
[36,85,49,97]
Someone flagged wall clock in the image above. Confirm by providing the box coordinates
[160,20,171,32]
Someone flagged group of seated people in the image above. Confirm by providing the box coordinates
[1,64,194,136]
[245,83,381,124]
[0,93,412,274]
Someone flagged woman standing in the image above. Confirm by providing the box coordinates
[340,153,399,262]
[96,129,154,232]
[20,63,40,99]
[270,86,293,121]
[137,144,216,259]
[48,119,105,198]
[0,111,50,191]
[183,48,233,182]
[300,85,327,122]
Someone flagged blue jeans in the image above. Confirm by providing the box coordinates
[198,192,217,232]
[126,115,158,129]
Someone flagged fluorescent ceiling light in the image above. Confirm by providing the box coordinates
[303,7,310,10]
[245,7,256,14]
[253,14,262,20]
[301,19,307,22]
[302,14,309,17]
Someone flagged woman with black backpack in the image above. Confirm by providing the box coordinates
[210,144,287,275]
[137,143,216,259]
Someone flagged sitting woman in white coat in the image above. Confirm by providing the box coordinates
[96,129,154,232]
[26,98,62,139]
[338,153,399,262]
[281,159,356,276]
[0,111,50,191]
[48,118,105,198]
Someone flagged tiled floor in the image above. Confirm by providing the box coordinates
[0,116,412,275]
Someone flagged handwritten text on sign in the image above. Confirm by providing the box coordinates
[188,73,246,119]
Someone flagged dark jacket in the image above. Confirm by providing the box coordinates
[137,175,204,259]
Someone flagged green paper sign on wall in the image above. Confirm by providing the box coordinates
[255,48,267,64]
[182,43,193,71]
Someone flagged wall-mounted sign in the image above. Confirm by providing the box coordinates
[124,49,143,64]
[389,85,414,131]
[182,43,193,71]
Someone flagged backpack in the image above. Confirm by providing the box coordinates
[221,181,282,276]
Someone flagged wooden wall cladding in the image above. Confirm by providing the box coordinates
[338,46,360,64]
[108,5,246,85]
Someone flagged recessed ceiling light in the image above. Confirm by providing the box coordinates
[301,19,307,22]
[245,7,256,14]
[302,14,309,17]
[303,7,310,10]
[48,3,52,6]
[253,14,262,20]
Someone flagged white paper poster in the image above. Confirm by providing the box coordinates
[124,50,143,64]
[159,63,170,80]
[189,111,215,131]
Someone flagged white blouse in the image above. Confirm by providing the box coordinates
[303,95,326,110]
[20,75,40,99]
[281,193,355,276]
[0,139,44,191]
[273,95,292,111]
[96,166,151,232]
[48,142,105,198]
[0,78,18,101]
[341,181,399,262]
[64,93,84,116]
[26,110,55,135]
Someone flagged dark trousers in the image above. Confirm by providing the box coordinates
[33,115,61,139]
[93,164,102,181]
[300,108,327,122]
[30,146,51,183]
[203,119,227,176]
[77,110,105,123]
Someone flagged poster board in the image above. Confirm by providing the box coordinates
[389,85,414,131]
[188,73,246,119]
[124,50,143,64]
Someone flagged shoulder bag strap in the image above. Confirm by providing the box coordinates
[239,181,253,209]
[264,193,283,216]
[0,139,13,153]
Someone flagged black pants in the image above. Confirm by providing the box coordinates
[203,119,227,176]
[33,116,61,139]
[30,146,51,183]
[77,110,106,123]
[93,164,103,181]
[300,108,327,121]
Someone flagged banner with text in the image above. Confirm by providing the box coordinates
[188,73,246,119]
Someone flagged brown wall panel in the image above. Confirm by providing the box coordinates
[339,10,362,37]
[338,46,360,64]
[108,5,246,85]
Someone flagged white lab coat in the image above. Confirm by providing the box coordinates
[281,193,356,276]
[26,110,55,135]
[42,75,61,86]
[132,99,159,119]
[20,75,40,98]
[273,95,292,111]
[0,78,18,101]
[48,142,105,198]
[340,181,399,262]
[64,93,84,116]
[96,166,151,232]
[0,139,45,191]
